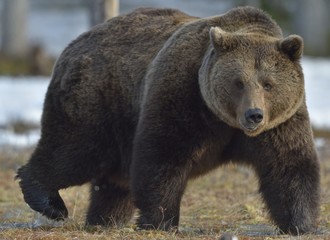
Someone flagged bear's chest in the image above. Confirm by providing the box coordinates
[189,136,232,178]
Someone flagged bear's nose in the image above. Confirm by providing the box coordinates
[245,108,263,124]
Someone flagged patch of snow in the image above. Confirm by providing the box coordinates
[0,76,49,125]
[302,57,330,129]
[0,129,40,147]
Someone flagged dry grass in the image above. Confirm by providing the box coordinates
[0,141,330,240]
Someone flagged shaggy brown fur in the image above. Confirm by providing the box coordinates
[17,6,319,235]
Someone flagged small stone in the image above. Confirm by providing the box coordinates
[219,233,238,240]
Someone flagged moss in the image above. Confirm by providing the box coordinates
[0,52,55,76]
[312,127,330,139]
[0,55,31,75]
[6,120,40,135]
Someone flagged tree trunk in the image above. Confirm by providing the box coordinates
[89,0,119,26]
[1,0,28,58]
[294,0,329,55]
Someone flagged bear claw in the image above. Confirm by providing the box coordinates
[16,168,68,220]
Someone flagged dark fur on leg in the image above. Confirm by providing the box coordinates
[131,157,189,231]
[86,181,135,227]
[257,158,320,235]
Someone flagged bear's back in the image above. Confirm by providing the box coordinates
[47,8,198,124]
[52,8,198,91]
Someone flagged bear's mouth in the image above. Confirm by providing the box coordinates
[238,118,262,134]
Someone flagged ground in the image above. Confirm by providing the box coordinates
[0,138,329,239]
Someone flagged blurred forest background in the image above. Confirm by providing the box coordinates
[0,0,330,76]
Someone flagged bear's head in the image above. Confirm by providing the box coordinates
[199,27,305,137]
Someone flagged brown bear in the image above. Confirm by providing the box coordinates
[17,6,320,235]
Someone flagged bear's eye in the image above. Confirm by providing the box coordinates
[263,83,273,91]
[235,80,244,90]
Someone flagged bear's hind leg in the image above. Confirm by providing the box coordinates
[86,180,135,227]
[17,135,111,221]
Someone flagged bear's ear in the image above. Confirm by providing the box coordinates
[279,35,303,61]
[209,27,234,52]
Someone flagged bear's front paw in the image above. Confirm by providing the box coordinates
[17,167,68,220]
